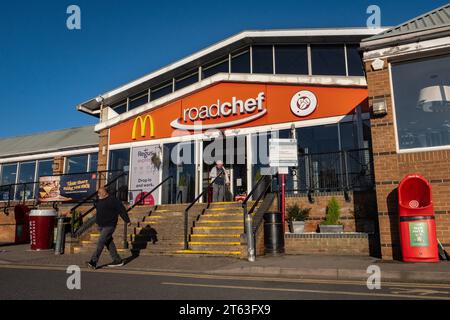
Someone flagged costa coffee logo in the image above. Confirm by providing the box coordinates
[170,92,267,130]
[290,90,318,117]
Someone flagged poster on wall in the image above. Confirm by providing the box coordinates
[129,145,162,205]
[39,173,97,202]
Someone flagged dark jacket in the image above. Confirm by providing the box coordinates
[95,195,130,227]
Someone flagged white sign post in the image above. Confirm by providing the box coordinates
[269,138,298,234]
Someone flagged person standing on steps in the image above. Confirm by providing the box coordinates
[87,187,131,270]
[209,160,230,203]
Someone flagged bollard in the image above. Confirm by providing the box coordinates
[246,214,255,262]
[55,216,66,255]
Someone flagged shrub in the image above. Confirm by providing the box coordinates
[323,197,341,225]
[286,204,311,222]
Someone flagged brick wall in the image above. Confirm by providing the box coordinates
[365,58,450,260]
[285,233,370,256]
[97,129,109,188]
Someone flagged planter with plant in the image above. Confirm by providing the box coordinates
[320,197,344,233]
[286,204,311,233]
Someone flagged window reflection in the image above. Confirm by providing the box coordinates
[392,55,450,150]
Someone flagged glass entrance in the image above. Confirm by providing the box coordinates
[202,135,247,202]
[161,141,196,204]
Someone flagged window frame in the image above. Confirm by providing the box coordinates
[389,55,450,154]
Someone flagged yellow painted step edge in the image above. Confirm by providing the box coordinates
[175,250,241,255]
[197,220,242,223]
[194,226,243,230]
[191,234,241,238]
[189,242,241,246]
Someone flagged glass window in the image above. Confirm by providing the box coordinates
[109,149,130,172]
[129,91,149,110]
[37,159,53,177]
[297,124,340,154]
[392,55,450,150]
[231,49,250,73]
[65,155,89,174]
[16,162,36,200]
[252,45,273,74]
[275,45,308,75]
[346,44,365,76]
[89,153,98,172]
[0,164,17,201]
[202,58,229,79]
[111,100,127,114]
[311,44,346,76]
[150,81,173,101]
[175,71,198,91]
[1,163,18,185]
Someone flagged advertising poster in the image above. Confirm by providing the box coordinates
[39,173,97,202]
[130,145,162,205]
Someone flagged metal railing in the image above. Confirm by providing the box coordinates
[242,175,274,262]
[288,148,374,195]
[0,182,40,214]
[122,176,173,249]
[70,171,128,237]
[183,171,224,250]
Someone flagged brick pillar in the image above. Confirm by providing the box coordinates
[365,59,401,260]
[53,156,65,175]
[97,129,109,188]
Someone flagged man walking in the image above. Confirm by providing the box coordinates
[87,187,131,270]
[209,160,230,202]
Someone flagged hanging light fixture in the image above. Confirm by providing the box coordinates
[417,85,450,113]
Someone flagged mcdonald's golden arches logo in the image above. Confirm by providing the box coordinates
[132,115,155,140]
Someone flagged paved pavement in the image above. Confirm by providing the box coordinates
[1,265,450,300]
[1,243,450,297]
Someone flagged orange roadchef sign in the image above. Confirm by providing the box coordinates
[110,82,368,145]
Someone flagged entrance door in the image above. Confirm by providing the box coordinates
[202,135,247,202]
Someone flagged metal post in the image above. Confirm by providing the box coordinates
[184,210,189,250]
[246,213,255,262]
[123,222,129,249]
[55,216,66,255]
[281,174,286,233]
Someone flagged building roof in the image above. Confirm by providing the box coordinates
[362,3,450,48]
[0,126,98,159]
[77,27,386,116]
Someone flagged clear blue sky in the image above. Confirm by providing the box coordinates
[0,0,447,138]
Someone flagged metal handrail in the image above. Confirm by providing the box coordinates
[70,171,128,235]
[1,182,40,214]
[242,174,274,262]
[183,171,224,250]
[122,176,173,249]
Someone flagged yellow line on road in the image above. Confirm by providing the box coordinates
[162,282,450,300]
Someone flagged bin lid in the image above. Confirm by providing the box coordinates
[29,209,57,217]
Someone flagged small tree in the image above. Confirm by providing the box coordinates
[323,197,341,225]
[287,204,311,222]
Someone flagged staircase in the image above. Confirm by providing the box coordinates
[176,202,245,257]
[71,202,247,258]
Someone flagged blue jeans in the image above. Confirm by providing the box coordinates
[90,226,121,263]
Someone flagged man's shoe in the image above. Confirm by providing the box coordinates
[107,260,124,268]
[87,261,97,270]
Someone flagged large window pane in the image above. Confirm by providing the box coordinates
[38,160,53,177]
[231,49,250,73]
[111,100,127,114]
[175,72,198,91]
[202,58,229,79]
[129,91,149,110]
[109,148,130,200]
[150,82,173,101]
[89,153,98,172]
[275,45,308,75]
[392,55,450,150]
[311,44,346,76]
[252,45,273,74]
[0,164,17,201]
[347,44,365,76]
[16,162,36,200]
[65,155,89,174]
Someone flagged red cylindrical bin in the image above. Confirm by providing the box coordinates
[29,209,57,251]
[398,174,439,262]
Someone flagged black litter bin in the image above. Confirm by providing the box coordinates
[264,211,285,256]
